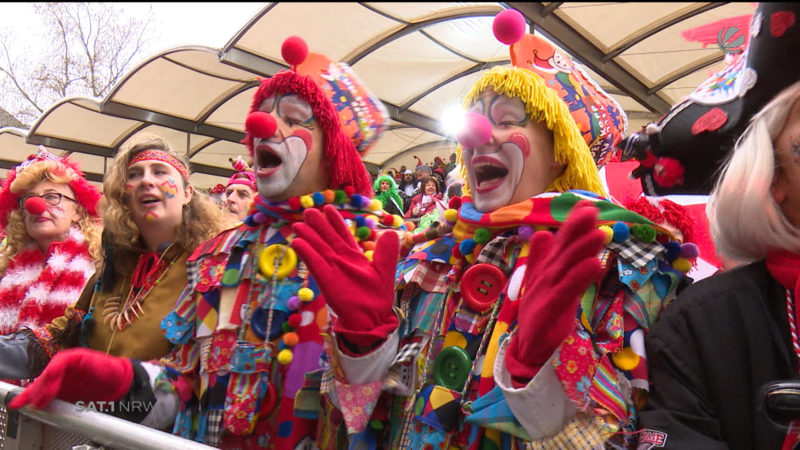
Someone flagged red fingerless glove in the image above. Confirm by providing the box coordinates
[8,347,133,410]
[506,201,605,387]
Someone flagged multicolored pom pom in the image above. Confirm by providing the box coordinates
[297,287,314,302]
[631,224,656,243]
[599,225,614,245]
[612,222,630,243]
[459,238,477,255]
[277,349,293,365]
[671,257,692,273]
[300,195,314,209]
[473,228,491,244]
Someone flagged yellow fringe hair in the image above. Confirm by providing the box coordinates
[457,66,605,198]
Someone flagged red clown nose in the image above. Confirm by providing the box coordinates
[24,196,47,215]
[456,112,493,149]
[245,111,278,139]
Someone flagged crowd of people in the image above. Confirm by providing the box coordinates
[0,4,796,449]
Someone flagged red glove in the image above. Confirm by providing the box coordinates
[505,201,606,386]
[291,205,399,349]
[8,347,133,410]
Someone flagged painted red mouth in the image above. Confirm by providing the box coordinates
[471,156,508,193]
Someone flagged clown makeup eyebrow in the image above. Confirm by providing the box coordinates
[258,96,276,113]
[488,94,529,127]
[276,94,315,128]
[469,97,487,115]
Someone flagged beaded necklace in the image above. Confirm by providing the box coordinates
[103,244,181,331]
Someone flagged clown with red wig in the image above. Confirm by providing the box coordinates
[0,147,101,341]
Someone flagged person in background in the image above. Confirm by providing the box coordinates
[289,9,685,447]
[374,173,404,217]
[222,155,257,222]
[398,169,417,210]
[2,133,223,426]
[414,164,433,193]
[404,175,446,229]
[0,148,102,337]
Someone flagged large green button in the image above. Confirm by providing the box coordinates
[433,345,472,391]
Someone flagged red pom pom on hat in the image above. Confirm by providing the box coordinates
[456,112,492,149]
[282,36,309,67]
[493,9,527,45]
[245,111,277,139]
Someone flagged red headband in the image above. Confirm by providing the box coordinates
[128,150,189,182]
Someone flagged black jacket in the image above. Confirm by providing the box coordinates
[639,262,794,450]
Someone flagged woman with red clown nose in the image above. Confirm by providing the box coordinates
[2,134,223,425]
[290,9,693,449]
[0,148,102,366]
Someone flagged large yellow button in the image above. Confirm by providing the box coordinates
[612,346,640,371]
[259,244,297,279]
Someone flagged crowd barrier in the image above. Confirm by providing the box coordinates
[0,381,215,450]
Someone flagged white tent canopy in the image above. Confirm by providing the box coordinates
[0,2,757,189]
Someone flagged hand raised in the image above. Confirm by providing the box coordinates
[505,201,606,382]
[291,205,399,347]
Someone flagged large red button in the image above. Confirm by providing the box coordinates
[460,263,507,312]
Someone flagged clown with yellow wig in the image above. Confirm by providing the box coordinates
[291,9,694,448]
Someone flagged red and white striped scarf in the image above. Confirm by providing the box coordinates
[0,227,95,335]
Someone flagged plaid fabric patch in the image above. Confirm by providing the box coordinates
[407,261,451,293]
[409,291,447,335]
[205,409,223,447]
[392,342,423,366]
[607,239,664,269]
[523,413,608,449]
[295,369,324,420]
[476,236,513,275]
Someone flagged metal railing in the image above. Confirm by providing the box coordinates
[0,381,216,450]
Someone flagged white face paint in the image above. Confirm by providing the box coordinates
[463,90,562,213]
[253,94,325,201]
[254,134,310,198]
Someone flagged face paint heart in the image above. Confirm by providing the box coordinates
[770,11,796,37]
[690,107,728,135]
[145,211,158,221]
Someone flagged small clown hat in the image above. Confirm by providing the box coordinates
[226,155,256,191]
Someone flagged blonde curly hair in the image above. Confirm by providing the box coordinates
[103,133,224,274]
[0,162,102,273]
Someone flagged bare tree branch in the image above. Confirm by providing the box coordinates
[0,3,156,126]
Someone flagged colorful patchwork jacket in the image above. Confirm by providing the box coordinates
[309,191,691,449]
[155,192,406,449]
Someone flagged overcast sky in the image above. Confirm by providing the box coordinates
[0,2,268,62]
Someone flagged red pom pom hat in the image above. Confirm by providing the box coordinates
[0,147,101,229]
[244,36,389,197]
